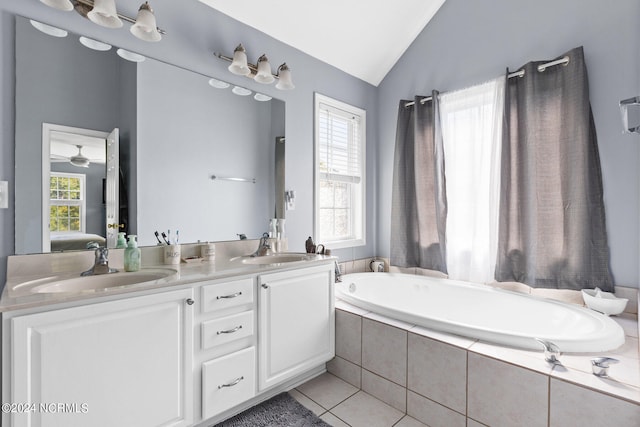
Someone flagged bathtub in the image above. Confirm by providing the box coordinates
[335,273,625,353]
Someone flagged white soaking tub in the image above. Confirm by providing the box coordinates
[335,273,625,352]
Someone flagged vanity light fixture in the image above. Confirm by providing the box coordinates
[215,44,295,90]
[39,0,165,42]
[40,0,74,11]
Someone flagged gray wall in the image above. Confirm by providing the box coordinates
[377,0,640,287]
[13,16,127,254]
[0,1,378,285]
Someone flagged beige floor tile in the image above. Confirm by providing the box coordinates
[361,369,406,412]
[288,389,326,416]
[296,372,359,410]
[394,415,429,427]
[320,412,351,427]
[331,391,404,427]
[406,391,465,427]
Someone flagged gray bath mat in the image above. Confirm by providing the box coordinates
[214,392,331,427]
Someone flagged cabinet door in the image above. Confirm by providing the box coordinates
[8,289,194,427]
[258,264,335,390]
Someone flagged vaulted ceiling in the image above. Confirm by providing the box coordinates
[198,0,446,86]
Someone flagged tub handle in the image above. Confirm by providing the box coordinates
[591,357,619,377]
[535,338,561,364]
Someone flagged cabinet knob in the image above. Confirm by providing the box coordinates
[186,298,195,306]
[261,284,269,289]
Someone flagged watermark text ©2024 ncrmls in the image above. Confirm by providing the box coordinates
[1,402,88,414]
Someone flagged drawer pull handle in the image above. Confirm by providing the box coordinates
[217,292,242,300]
[218,376,244,389]
[217,325,243,335]
[185,298,195,306]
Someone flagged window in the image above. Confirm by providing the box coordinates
[49,172,86,233]
[314,93,366,248]
[438,78,504,283]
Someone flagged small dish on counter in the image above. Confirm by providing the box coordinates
[581,287,628,316]
[182,256,203,264]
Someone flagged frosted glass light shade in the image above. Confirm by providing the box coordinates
[88,0,123,29]
[30,20,68,38]
[40,0,73,11]
[228,44,251,76]
[130,2,161,42]
[117,48,145,63]
[79,36,112,51]
[232,86,252,96]
[254,55,275,84]
[275,64,295,90]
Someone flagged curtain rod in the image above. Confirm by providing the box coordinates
[404,55,570,108]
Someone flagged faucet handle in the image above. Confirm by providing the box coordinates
[591,357,619,377]
[535,338,561,364]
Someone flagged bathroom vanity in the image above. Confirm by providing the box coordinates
[0,249,335,427]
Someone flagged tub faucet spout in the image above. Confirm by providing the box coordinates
[334,261,342,283]
[535,338,561,364]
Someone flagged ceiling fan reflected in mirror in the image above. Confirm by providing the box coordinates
[69,145,90,167]
[50,142,106,168]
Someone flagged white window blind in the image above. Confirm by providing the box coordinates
[315,93,366,248]
[318,103,362,185]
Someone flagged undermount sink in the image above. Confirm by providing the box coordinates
[234,253,315,265]
[25,268,178,294]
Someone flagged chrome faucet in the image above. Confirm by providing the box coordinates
[535,338,561,364]
[251,233,272,257]
[591,357,618,377]
[82,247,119,276]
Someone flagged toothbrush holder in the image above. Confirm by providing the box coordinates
[164,244,181,265]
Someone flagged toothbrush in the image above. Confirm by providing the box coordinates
[154,231,163,245]
[161,232,170,245]
[168,229,171,245]
[176,230,179,245]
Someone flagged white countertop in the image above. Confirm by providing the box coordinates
[1,246,334,313]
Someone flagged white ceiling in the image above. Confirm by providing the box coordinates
[198,0,446,86]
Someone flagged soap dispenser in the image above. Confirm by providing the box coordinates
[116,232,127,249]
[124,235,141,272]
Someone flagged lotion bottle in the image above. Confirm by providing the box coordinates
[124,235,141,272]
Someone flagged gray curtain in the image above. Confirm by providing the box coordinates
[496,46,613,291]
[390,93,447,273]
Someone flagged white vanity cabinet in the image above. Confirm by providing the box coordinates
[198,278,257,420]
[258,264,335,390]
[3,288,194,427]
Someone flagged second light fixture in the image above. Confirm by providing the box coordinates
[223,44,295,90]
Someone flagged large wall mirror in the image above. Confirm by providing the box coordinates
[14,15,285,254]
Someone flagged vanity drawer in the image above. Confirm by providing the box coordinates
[201,278,254,313]
[202,311,254,349]
[202,346,256,419]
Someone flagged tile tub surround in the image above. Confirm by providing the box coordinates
[329,301,640,427]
